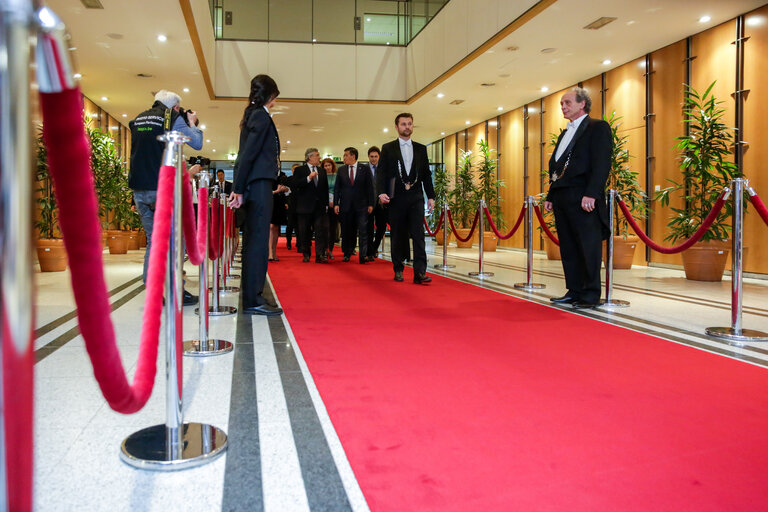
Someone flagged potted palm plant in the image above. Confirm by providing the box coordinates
[655,81,739,281]
[475,139,504,251]
[35,128,67,272]
[430,164,452,245]
[449,149,479,248]
[603,111,646,269]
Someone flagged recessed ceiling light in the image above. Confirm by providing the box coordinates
[366,17,371,21]
[312,38,317,42]
[200,124,206,130]
[286,140,291,144]
[383,128,389,132]
[157,34,167,42]
[281,149,286,153]
[465,120,470,125]
[541,86,549,92]
[206,139,211,143]
[440,132,445,135]
[183,88,189,92]
[602,59,612,65]
[101,96,108,101]
[73,73,82,79]
[364,141,368,145]
[437,93,445,98]
[122,113,127,117]
[497,106,503,111]
[212,149,216,152]
[699,15,711,23]
[626,20,636,25]
[386,42,390,45]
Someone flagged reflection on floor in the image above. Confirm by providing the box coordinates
[31,241,768,511]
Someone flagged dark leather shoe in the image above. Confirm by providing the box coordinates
[550,295,577,304]
[572,301,599,309]
[413,273,432,284]
[343,256,351,262]
[359,258,366,264]
[243,304,283,316]
[317,257,329,264]
[394,271,404,282]
[366,256,375,262]
[302,255,310,262]
[182,290,198,306]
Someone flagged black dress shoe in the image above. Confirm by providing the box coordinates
[182,289,198,306]
[343,256,351,262]
[413,273,432,284]
[317,256,329,264]
[366,256,375,262]
[550,295,577,304]
[572,301,599,309]
[243,304,283,316]
[394,271,404,282]
[302,255,310,262]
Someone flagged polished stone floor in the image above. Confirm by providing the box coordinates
[31,239,768,511]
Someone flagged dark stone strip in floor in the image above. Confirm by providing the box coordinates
[35,275,143,339]
[263,283,354,512]
[34,283,145,364]
[221,295,264,512]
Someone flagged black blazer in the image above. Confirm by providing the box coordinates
[233,108,280,199]
[216,179,233,196]
[293,163,329,215]
[546,116,612,200]
[333,163,375,213]
[376,139,435,201]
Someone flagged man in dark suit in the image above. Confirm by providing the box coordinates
[377,113,435,284]
[293,147,329,263]
[366,146,388,260]
[544,87,612,309]
[334,146,375,263]
[216,169,233,195]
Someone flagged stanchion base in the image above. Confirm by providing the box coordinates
[469,272,494,279]
[208,286,240,293]
[705,327,768,342]
[120,423,227,471]
[183,339,234,356]
[433,264,456,269]
[230,265,241,270]
[514,283,545,290]
[226,274,240,280]
[598,299,630,309]
[195,306,237,316]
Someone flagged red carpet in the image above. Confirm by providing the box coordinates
[268,246,768,511]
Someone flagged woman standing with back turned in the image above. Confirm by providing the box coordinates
[229,74,283,316]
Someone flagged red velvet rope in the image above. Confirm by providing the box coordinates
[209,197,221,260]
[617,192,727,254]
[181,173,208,265]
[446,210,480,242]
[483,204,525,240]
[423,212,445,237]
[532,205,560,246]
[748,193,768,228]
[40,88,168,413]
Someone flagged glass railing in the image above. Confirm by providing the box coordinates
[209,0,448,46]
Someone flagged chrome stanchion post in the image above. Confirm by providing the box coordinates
[225,206,240,280]
[514,196,545,290]
[600,189,629,309]
[707,179,768,342]
[433,199,455,270]
[217,195,239,293]
[184,171,232,355]
[205,186,236,316]
[469,199,493,278]
[120,132,228,470]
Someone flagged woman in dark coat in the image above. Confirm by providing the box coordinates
[323,158,339,259]
[268,169,290,261]
[229,74,283,316]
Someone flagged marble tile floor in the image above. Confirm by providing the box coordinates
[29,240,768,511]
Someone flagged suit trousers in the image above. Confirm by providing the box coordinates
[241,180,273,307]
[367,203,388,255]
[341,208,369,259]
[550,187,603,303]
[389,190,426,275]
[298,208,329,258]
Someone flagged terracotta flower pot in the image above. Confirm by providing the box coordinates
[106,230,128,254]
[543,236,561,260]
[681,239,730,282]
[125,231,139,250]
[602,235,640,269]
[482,231,497,252]
[138,230,147,248]
[454,228,475,248]
[36,239,67,272]
[434,228,452,246]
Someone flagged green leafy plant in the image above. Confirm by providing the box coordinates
[429,164,451,233]
[655,82,739,242]
[87,115,131,230]
[35,126,59,239]
[475,139,505,231]
[536,132,561,237]
[449,149,478,228]
[605,111,647,238]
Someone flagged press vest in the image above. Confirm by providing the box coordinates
[128,101,179,190]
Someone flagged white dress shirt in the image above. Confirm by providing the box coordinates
[399,138,413,173]
[554,113,588,161]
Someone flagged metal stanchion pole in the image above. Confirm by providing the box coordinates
[469,199,493,278]
[120,133,227,470]
[225,206,240,279]
[204,187,236,316]
[184,171,233,355]
[600,189,629,308]
[514,196,545,290]
[217,196,239,293]
[707,178,768,342]
[433,199,455,270]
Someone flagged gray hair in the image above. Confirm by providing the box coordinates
[154,89,181,109]
[304,147,319,161]
[571,87,592,114]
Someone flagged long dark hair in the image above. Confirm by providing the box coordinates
[240,74,280,130]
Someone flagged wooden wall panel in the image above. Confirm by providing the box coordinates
[692,20,737,130]
[743,5,768,274]
[444,132,456,180]
[581,75,603,120]
[649,41,686,266]
[526,101,543,249]
[606,57,647,266]
[467,122,486,156]
[498,108,525,248]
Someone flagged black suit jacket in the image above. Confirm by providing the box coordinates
[333,163,375,213]
[233,108,280,199]
[376,139,435,201]
[217,179,233,196]
[293,163,329,215]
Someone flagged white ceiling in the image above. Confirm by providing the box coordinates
[46,0,766,162]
